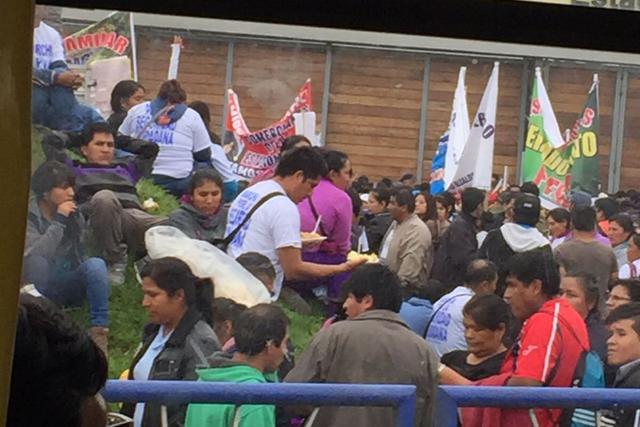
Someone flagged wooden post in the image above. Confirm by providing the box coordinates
[0,0,32,423]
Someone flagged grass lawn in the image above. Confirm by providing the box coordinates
[30,129,326,377]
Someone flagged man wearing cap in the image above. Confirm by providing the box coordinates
[478,193,551,296]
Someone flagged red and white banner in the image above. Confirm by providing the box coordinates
[224,79,313,179]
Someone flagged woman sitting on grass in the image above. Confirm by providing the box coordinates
[167,169,228,245]
[122,257,220,427]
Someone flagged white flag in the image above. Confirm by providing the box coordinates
[443,67,471,189]
[167,38,182,80]
[449,62,500,191]
[534,67,565,149]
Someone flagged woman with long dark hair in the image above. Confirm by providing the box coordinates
[107,80,145,132]
[123,257,220,427]
[167,169,227,244]
[293,149,354,300]
[118,79,212,197]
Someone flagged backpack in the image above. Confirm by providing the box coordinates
[566,350,605,427]
[541,315,605,427]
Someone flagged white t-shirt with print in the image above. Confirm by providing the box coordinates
[226,180,301,298]
[119,102,212,178]
[425,286,475,358]
[619,260,640,279]
[33,21,65,71]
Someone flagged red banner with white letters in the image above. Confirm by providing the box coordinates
[223,79,313,179]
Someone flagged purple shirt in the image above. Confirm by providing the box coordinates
[298,178,353,255]
[566,230,611,247]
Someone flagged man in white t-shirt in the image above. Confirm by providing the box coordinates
[426,259,498,357]
[226,146,366,299]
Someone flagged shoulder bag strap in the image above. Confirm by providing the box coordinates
[222,191,284,247]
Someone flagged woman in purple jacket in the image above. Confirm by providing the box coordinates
[293,149,353,301]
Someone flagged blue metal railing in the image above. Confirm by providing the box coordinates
[103,381,640,427]
[103,380,417,427]
[437,386,640,427]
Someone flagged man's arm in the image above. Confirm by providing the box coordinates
[41,130,81,162]
[439,366,473,386]
[117,135,159,178]
[278,246,364,281]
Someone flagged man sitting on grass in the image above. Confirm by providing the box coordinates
[23,160,110,355]
[42,122,165,284]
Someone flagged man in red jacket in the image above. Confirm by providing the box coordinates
[441,249,590,427]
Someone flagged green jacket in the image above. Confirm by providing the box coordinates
[184,355,275,427]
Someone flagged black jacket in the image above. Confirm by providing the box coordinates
[122,309,220,427]
[600,359,640,426]
[167,203,228,244]
[366,212,393,255]
[431,212,478,289]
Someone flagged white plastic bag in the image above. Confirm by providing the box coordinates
[145,226,271,307]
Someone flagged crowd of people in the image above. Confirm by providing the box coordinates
[12,7,640,427]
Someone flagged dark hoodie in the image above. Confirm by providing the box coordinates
[184,354,276,427]
[167,203,228,244]
[478,223,551,295]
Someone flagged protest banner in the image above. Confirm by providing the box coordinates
[63,11,137,115]
[431,66,470,194]
[522,68,600,208]
[449,62,500,192]
[568,75,601,196]
[224,79,314,180]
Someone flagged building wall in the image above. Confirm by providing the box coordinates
[106,27,640,188]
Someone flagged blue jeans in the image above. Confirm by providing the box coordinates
[23,256,109,327]
[152,174,193,198]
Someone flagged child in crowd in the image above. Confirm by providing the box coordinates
[600,303,640,426]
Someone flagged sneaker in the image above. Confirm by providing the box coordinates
[108,263,127,286]
[279,287,312,315]
[88,326,109,358]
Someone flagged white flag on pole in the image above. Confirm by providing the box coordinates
[443,67,470,189]
[533,67,565,149]
[167,36,184,80]
[449,62,500,191]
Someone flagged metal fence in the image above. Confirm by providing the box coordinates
[103,380,640,427]
[103,380,417,427]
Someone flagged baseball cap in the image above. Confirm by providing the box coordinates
[513,193,541,226]
[571,191,592,208]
